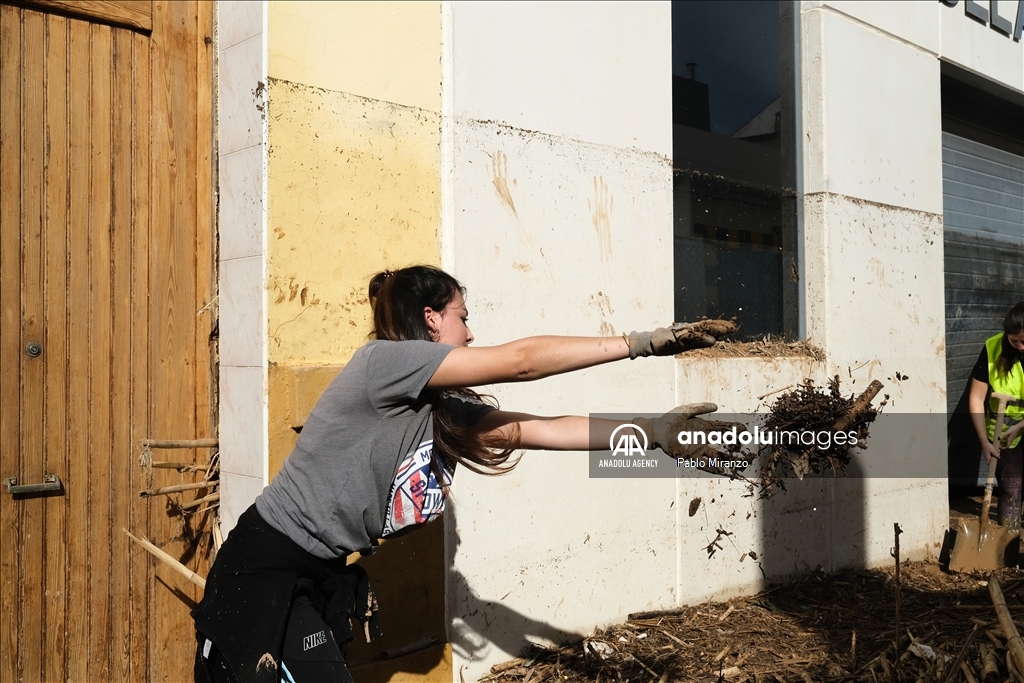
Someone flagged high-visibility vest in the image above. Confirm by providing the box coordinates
[986,333,1024,449]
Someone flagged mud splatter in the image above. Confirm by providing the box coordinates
[490,150,517,217]
[589,176,613,262]
[256,653,276,672]
[588,291,614,317]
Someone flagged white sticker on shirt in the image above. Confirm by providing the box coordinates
[382,441,451,537]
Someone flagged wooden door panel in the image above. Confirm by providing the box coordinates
[41,13,69,682]
[0,3,213,680]
[1,9,25,683]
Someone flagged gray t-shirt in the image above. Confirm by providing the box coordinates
[255,339,492,559]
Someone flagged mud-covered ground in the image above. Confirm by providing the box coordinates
[485,553,1024,683]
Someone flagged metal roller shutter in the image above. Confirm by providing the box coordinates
[944,132,1024,484]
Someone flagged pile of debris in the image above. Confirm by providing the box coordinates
[484,561,1024,683]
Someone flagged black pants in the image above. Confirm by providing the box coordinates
[195,589,353,683]
[997,443,1024,529]
[278,591,353,682]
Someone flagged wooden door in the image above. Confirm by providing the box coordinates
[0,1,214,680]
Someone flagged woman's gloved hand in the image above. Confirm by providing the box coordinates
[631,403,749,474]
[623,321,736,359]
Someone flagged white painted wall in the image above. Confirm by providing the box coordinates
[815,1,1023,95]
[799,0,956,587]
[217,0,270,534]
[443,1,988,679]
[444,3,677,680]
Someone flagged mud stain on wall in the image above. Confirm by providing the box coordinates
[490,150,517,217]
[589,176,613,262]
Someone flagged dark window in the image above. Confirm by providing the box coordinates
[672,0,800,340]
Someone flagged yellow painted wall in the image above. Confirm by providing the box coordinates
[265,3,447,681]
[265,79,441,365]
[269,1,441,112]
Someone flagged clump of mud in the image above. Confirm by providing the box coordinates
[686,335,824,360]
[687,318,738,338]
[759,376,887,495]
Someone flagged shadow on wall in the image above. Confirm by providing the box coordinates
[759,458,866,585]
[446,503,583,672]
[343,500,577,681]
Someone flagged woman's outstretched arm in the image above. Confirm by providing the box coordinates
[473,410,624,451]
[426,324,717,389]
[427,336,630,389]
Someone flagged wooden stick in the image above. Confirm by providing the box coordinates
[961,661,979,683]
[1007,650,1024,683]
[941,624,982,683]
[212,521,223,552]
[891,523,903,683]
[628,607,688,620]
[985,630,1005,649]
[626,653,659,679]
[490,659,524,675]
[978,642,999,682]
[833,380,885,432]
[142,438,218,449]
[757,385,793,401]
[990,577,1024,673]
[150,461,208,471]
[877,653,892,681]
[123,528,205,589]
[140,481,213,497]
[179,491,220,511]
[203,451,220,483]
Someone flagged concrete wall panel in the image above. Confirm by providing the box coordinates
[803,193,945,415]
[446,120,678,680]
[675,357,830,599]
[452,1,671,155]
[818,1,940,54]
[218,1,268,535]
[269,1,441,111]
[802,8,943,214]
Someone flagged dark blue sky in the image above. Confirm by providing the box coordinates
[672,1,781,136]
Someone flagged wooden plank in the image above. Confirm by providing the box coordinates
[19,8,47,680]
[192,0,214,576]
[64,17,92,682]
[194,0,213,452]
[109,25,133,682]
[13,0,151,32]
[86,22,113,682]
[149,2,201,675]
[41,13,69,681]
[128,27,151,681]
[0,8,23,681]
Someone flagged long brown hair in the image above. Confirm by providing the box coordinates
[368,266,520,477]
[996,302,1024,379]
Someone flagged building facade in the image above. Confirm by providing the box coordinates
[216,2,1023,681]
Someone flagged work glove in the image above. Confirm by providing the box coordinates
[623,321,736,359]
[632,403,749,476]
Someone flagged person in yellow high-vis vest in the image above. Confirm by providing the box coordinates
[969,302,1024,532]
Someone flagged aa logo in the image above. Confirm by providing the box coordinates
[609,424,648,457]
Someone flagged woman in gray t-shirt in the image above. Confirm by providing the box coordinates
[194,265,732,683]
